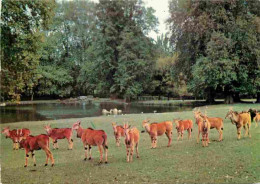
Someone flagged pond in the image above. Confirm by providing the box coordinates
[0,102,195,124]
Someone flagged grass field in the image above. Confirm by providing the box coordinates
[1,103,260,184]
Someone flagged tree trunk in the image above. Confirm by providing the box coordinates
[205,89,215,104]
[233,93,240,102]
[256,92,260,103]
[224,94,234,104]
[31,92,34,101]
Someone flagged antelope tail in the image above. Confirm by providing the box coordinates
[103,133,108,149]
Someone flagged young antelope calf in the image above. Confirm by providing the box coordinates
[19,134,54,167]
[196,111,223,142]
[193,111,204,144]
[2,127,30,150]
[253,112,260,128]
[174,119,193,141]
[225,110,251,139]
[17,128,31,142]
[111,122,125,146]
[201,118,211,147]
[142,119,172,148]
[124,123,140,162]
[73,121,108,164]
[44,124,73,150]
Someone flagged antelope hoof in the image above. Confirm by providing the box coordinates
[84,158,87,161]
[105,161,108,164]
[88,157,92,160]
[45,164,48,166]
[137,156,140,158]
[51,164,54,167]
[98,161,103,165]
[34,164,36,166]
[24,165,27,168]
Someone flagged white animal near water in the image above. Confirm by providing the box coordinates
[102,109,110,115]
[108,108,123,115]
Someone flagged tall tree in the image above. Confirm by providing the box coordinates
[80,0,158,100]
[1,0,55,101]
[168,0,260,103]
[37,0,96,97]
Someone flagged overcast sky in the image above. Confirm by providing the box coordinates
[143,0,169,40]
[91,0,170,40]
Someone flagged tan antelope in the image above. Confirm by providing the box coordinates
[111,122,125,147]
[173,119,193,141]
[123,123,140,162]
[142,119,172,148]
[225,109,251,139]
[194,108,223,142]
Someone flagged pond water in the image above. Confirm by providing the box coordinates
[0,102,195,124]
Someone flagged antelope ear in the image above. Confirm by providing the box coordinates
[128,125,131,129]
[78,121,81,125]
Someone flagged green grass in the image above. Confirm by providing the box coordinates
[1,103,260,184]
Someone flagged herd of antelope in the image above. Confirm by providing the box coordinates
[1,107,259,167]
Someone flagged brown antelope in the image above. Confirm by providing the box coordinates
[253,112,260,128]
[111,122,125,146]
[193,110,204,144]
[124,123,140,162]
[142,119,172,148]
[173,119,193,141]
[19,134,54,167]
[194,109,223,142]
[2,127,31,150]
[44,124,73,150]
[201,117,211,147]
[225,109,251,139]
[72,121,108,164]
[248,108,259,128]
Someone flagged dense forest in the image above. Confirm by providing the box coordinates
[1,0,260,103]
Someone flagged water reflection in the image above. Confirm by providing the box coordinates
[0,102,195,124]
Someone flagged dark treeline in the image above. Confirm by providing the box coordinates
[1,0,259,103]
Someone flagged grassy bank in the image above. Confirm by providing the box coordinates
[1,103,260,184]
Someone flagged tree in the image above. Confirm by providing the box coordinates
[1,0,55,101]
[168,0,260,103]
[79,0,158,100]
[37,0,96,97]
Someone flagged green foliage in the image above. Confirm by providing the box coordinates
[79,0,158,99]
[168,0,260,102]
[1,0,55,101]
[37,0,96,97]
[37,66,73,97]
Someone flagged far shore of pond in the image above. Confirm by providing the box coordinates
[1,98,257,107]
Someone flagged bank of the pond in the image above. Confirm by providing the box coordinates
[0,100,199,124]
[1,103,260,184]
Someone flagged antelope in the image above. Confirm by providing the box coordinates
[174,119,193,141]
[201,118,211,147]
[142,119,172,148]
[44,124,73,150]
[72,121,108,164]
[2,127,30,150]
[194,109,223,142]
[111,122,125,146]
[193,110,203,143]
[19,134,54,167]
[124,123,140,162]
[225,109,251,139]
[253,112,260,128]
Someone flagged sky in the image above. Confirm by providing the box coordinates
[143,0,170,40]
[91,0,170,40]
